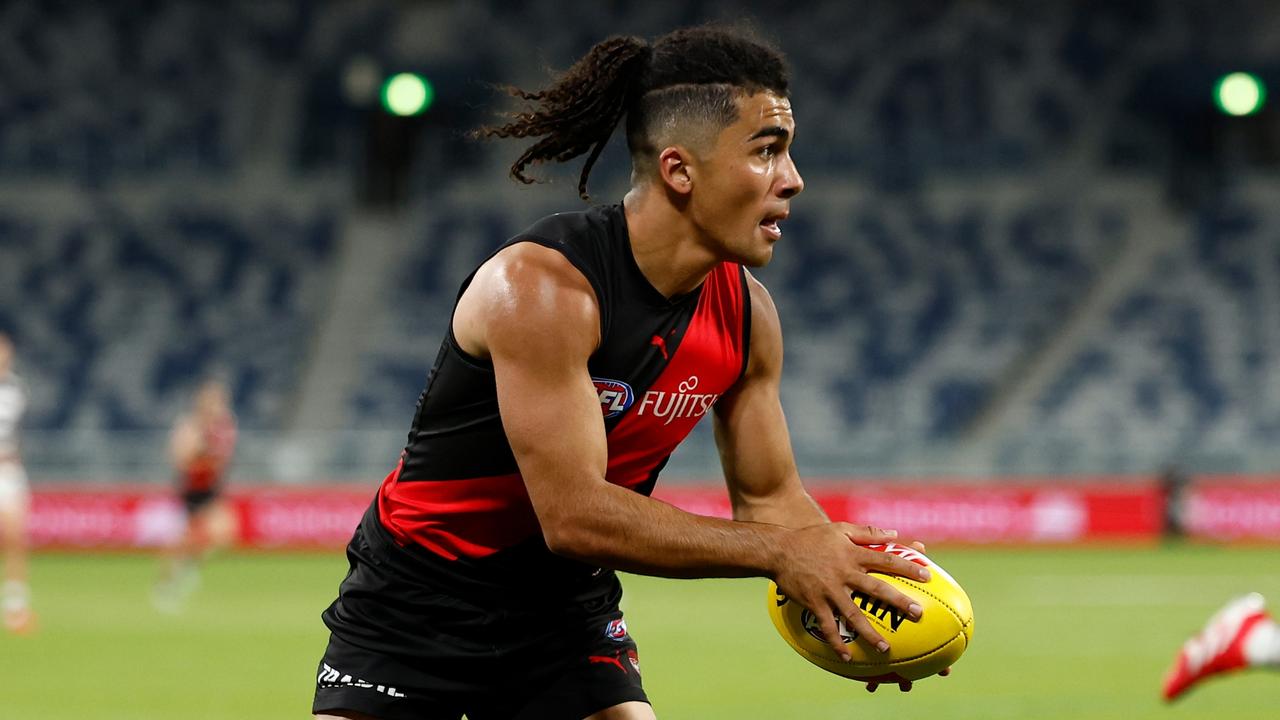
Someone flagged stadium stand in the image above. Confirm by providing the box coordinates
[5,0,1280,478]
[0,195,337,431]
[999,185,1280,473]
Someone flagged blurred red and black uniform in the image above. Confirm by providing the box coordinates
[314,204,751,719]
[178,413,236,515]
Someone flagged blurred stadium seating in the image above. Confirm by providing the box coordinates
[0,196,337,431]
[5,0,1280,480]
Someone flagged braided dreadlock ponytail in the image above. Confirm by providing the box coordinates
[477,25,789,201]
[476,36,651,200]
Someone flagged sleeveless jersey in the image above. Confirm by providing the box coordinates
[375,203,751,589]
[179,414,237,493]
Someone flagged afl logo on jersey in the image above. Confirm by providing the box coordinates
[592,377,634,419]
[605,618,629,641]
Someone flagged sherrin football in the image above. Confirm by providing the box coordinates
[767,542,973,682]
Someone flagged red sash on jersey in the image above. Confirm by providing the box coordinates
[378,261,748,560]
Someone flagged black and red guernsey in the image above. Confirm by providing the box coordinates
[370,202,749,597]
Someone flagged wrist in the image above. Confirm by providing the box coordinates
[757,523,789,580]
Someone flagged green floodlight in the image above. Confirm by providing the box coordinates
[381,73,435,117]
[1213,72,1266,117]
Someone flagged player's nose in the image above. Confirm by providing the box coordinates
[778,155,804,199]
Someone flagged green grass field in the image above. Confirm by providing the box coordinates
[5,546,1280,719]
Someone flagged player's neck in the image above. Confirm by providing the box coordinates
[622,187,720,299]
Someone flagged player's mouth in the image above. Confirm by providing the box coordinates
[759,210,788,241]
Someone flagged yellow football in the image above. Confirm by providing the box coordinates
[767,542,974,682]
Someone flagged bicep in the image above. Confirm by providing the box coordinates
[493,347,608,517]
[468,244,609,527]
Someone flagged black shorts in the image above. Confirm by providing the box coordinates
[312,505,648,720]
[181,488,219,516]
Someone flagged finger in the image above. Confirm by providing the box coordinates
[850,574,924,622]
[898,680,913,692]
[910,540,927,553]
[836,522,898,544]
[858,547,933,584]
[814,609,853,662]
[864,682,879,693]
[839,598,890,653]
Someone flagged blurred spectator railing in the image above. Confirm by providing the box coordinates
[21,429,404,485]
[22,426,1280,485]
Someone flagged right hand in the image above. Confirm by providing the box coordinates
[770,523,930,661]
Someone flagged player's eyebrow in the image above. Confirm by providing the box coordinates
[748,126,791,142]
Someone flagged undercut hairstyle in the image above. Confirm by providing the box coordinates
[475,25,789,200]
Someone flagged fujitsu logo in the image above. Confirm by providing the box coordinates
[636,375,720,426]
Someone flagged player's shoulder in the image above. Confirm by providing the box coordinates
[493,203,622,306]
[459,204,619,351]
[467,243,600,358]
[486,241,591,293]
[469,237,599,333]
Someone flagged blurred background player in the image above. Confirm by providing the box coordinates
[1163,593,1280,701]
[0,333,34,634]
[153,377,238,611]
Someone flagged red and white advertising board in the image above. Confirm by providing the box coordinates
[1181,477,1280,541]
[29,486,372,550]
[653,480,1163,544]
[25,476,1280,550]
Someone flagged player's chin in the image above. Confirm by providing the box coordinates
[738,246,775,268]
[739,232,777,267]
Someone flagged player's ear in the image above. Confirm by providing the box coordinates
[657,146,695,196]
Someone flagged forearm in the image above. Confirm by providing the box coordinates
[730,478,828,529]
[542,482,788,579]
